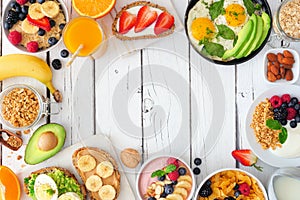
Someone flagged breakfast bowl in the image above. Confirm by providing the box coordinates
[245,85,300,167]
[184,0,272,65]
[136,155,195,200]
[2,0,69,53]
[194,168,268,200]
[263,48,299,84]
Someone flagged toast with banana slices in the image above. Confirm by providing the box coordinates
[72,147,121,200]
[112,1,175,40]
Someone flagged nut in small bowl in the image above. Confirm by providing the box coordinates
[194,168,268,200]
[2,0,69,53]
[136,156,195,200]
[264,48,299,84]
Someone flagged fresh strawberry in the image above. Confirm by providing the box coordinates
[167,170,179,181]
[154,11,174,35]
[134,6,157,33]
[119,11,137,34]
[167,157,179,168]
[281,94,291,103]
[238,183,250,196]
[27,15,51,31]
[231,149,263,171]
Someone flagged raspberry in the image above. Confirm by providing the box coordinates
[238,183,250,196]
[16,0,28,5]
[167,157,179,168]
[8,31,22,45]
[281,94,291,103]
[167,170,179,181]
[287,107,297,120]
[270,95,282,108]
[26,41,39,52]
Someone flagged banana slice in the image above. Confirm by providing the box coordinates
[28,3,44,20]
[85,175,103,192]
[96,161,114,178]
[58,192,81,200]
[173,187,188,199]
[98,185,116,200]
[77,155,97,172]
[41,1,60,18]
[21,18,39,34]
[166,193,184,200]
[176,181,192,190]
[177,175,193,184]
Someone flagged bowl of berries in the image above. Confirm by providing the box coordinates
[194,168,268,200]
[245,85,300,167]
[2,0,69,53]
[136,156,195,200]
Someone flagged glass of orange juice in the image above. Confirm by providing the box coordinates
[63,16,105,57]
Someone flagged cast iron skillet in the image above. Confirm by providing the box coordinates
[184,0,272,65]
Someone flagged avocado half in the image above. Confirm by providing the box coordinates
[25,123,66,165]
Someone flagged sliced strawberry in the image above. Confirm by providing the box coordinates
[231,149,263,171]
[27,15,51,31]
[119,11,137,34]
[154,11,174,35]
[134,6,157,33]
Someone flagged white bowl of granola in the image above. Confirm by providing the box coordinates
[136,155,195,200]
[194,168,268,200]
[2,0,69,53]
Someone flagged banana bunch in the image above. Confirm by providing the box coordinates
[0,54,62,102]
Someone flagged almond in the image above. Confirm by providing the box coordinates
[280,67,285,78]
[267,71,277,82]
[267,53,277,62]
[276,74,282,79]
[273,61,280,68]
[270,65,279,75]
[282,64,293,69]
[277,53,284,64]
[285,69,293,81]
[283,50,294,58]
[282,57,295,65]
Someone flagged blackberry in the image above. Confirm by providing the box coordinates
[15,4,22,13]
[273,108,279,113]
[52,59,62,70]
[7,10,18,21]
[273,108,288,120]
[199,186,212,197]
[10,1,18,9]
[194,158,202,165]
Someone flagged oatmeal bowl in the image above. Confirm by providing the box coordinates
[245,85,300,167]
[2,0,69,53]
[194,168,268,200]
[136,155,196,200]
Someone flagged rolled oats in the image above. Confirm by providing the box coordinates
[279,0,300,38]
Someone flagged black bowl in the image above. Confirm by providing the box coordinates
[184,0,272,65]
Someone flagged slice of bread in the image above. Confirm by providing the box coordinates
[72,147,121,200]
[112,1,175,40]
[23,166,87,199]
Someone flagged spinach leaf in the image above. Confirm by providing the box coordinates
[266,119,282,130]
[279,127,288,144]
[203,42,225,57]
[217,24,236,40]
[209,0,224,20]
[243,0,255,15]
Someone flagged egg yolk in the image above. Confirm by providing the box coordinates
[191,17,216,41]
[225,4,246,27]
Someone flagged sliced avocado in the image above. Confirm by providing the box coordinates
[255,12,271,50]
[235,14,258,59]
[25,123,66,165]
[222,19,254,60]
[244,15,263,57]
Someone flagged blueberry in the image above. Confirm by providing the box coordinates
[199,186,212,197]
[291,97,299,104]
[158,175,165,181]
[288,101,296,108]
[172,180,178,185]
[204,180,212,187]
[38,28,46,36]
[49,19,56,27]
[193,167,201,175]
[147,197,156,200]
[10,1,18,9]
[224,197,235,200]
[280,119,287,126]
[160,193,167,198]
[52,59,62,70]
[233,183,239,190]
[294,103,300,111]
[4,22,13,30]
[21,6,29,14]
[29,0,36,3]
[59,23,66,30]
[281,102,288,109]
[234,190,241,197]
[37,0,45,3]
[164,185,174,195]
[290,120,297,128]
[194,157,202,165]
[18,13,26,21]
[60,49,69,58]
[15,4,21,13]
[295,115,300,123]
[178,167,187,176]
[48,37,58,46]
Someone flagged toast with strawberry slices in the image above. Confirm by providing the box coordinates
[112,1,175,40]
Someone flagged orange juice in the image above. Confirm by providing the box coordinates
[63,17,103,57]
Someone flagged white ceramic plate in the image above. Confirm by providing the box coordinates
[245,85,300,167]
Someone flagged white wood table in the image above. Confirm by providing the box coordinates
[0,0,295,199]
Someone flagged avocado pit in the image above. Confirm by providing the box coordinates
[38,131,58,151]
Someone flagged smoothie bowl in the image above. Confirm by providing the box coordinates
[2,0,69,53]
[194,168,268,200]
[136,156,195,200]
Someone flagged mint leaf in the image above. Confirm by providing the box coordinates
[165,164,176,173]
[279,127,288,144]
[151,170,165,178]
[266,119,282,130]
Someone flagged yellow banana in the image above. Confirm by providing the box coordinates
[0,54,62,102]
